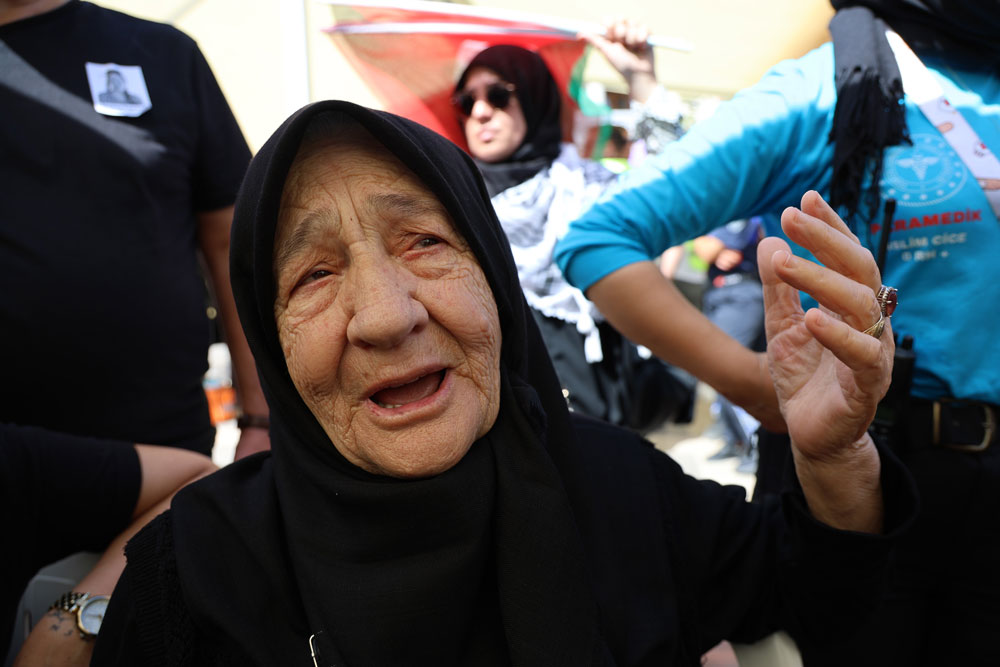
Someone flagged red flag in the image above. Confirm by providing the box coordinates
[322,0,689,149]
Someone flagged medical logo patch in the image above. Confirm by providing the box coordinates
[882,133,967,206]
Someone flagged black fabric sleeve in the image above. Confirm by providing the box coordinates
[89,553,145,666]
[0,423,139,657]
[188,45,251,212]
[659,440,918,654]
[774,442,918,648]
[93,511,212,667]
[92,512,172,667]
[0,422,139,575]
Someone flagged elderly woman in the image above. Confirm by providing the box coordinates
[90,101,914,666]
[452,25,687,427]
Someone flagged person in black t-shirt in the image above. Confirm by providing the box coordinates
[0,0,270,459]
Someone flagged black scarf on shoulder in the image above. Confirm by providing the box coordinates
[167,101,607,666]
[829,1,1000,220]
[455,45,564,197]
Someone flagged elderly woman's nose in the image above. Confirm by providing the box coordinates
[345,258,428,348]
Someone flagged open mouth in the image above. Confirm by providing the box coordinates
[369,370,446,409]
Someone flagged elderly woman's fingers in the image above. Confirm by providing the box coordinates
[800,190,859,243]
[803,307,891,383]
[757,236,805,335]
[770,246,883,334]
[780,198,880,293]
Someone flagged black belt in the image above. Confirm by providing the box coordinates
[903,399,999,452]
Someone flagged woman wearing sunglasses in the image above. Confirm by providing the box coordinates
[452,19,685,427]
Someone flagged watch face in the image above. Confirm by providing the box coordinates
[78,596,110,636]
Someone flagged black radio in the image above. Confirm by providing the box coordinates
[870,333,915,449]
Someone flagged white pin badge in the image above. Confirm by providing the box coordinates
[85,62,152,117]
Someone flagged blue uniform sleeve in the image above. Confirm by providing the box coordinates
[555,44,839,293]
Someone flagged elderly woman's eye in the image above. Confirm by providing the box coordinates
[414,236,443,249]
[300,269,332,285]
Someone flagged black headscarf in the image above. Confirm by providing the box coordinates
[835,0,1000,59]
[829,1,1000,220]
[455,45,564,197]
[168,101,606,666]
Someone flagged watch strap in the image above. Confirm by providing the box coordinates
[237,414,270,430]
[50,591,88,613]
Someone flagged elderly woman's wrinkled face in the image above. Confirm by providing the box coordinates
[273,131,502,478]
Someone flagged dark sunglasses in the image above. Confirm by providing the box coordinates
[451,82,516,116]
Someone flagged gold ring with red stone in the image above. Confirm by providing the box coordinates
[876,285,898,317]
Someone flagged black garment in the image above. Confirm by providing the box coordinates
[0,423,139,657]
[98,416,917,667]
[92,101,917,666]
[455,45,563,197]
[832,0,1000,63]
[533,312,693,433]
[757,422,1000,667]
[828,6,908,220]
[533,311,624,422]
[0,1,251,453]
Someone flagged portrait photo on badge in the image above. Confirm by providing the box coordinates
[85,62,152,117]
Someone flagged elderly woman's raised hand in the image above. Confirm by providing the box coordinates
[759,191,893,532]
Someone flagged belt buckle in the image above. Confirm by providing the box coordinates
[932,399,996,452]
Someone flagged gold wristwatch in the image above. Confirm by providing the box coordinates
[49,592,110,639]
